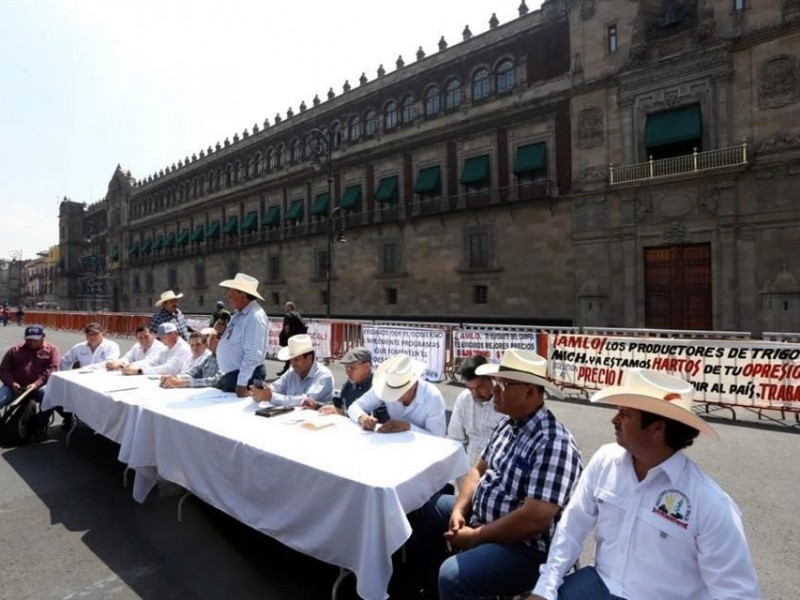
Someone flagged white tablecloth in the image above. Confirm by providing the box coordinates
[43,372,469,600]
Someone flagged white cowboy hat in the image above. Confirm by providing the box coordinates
[200,327,218,337]
[218,272,264,301]
[277,334,314,361]
[476,349,564,398]
[372,354,427,403]
[590,368,718,439]
[155,290,184,306]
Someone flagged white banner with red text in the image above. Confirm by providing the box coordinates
[547,333,800,409]
[362,325,447,382]
[268,320,331,359]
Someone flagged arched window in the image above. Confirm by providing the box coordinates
[364,109,377,136]
[445,79,463,109]
[266,149,275,170]
[401,95,416,123]
[330,123,342,148]
[275,145,284,167]
[303,134,313,159]
[349,115,362,141]
[425,86,441,116]
[255,153,262,176]
[226,165,233,187]
[292,139,302,162]
[472,68,490,101]
[496,59,515,93]
[384,101,398,130]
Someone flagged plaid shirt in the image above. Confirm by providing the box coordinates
[149,308,190,340]
[472,407,583,554]
[180,354,223,388]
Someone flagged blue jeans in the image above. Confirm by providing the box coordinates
[0,386,15,409]
[219,364,266,393]
[410,493,546,600]
[559,566,626,600]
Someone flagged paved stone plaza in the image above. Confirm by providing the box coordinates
[0,324,796,599]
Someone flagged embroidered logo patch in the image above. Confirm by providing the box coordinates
[652,489,691,529]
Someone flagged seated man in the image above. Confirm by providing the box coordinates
[60,322,120,371]
[410,349,583,600]
[447,354,504,466]
[107,326,166,370]
[122,322,191,376]
[0,325,60,434]
[348,353,446,436]
[250,334,334,407]
[529,369,761,600]
[161,328,223,389]
[319,346,373,416]
[184,331,212,372]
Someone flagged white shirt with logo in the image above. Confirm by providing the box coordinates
[60,338,120,370]
[136,338,192,376]
[533,443,760,600]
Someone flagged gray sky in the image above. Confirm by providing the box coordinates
[0,0,542,260]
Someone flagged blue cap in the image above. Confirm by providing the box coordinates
[24,325,45,340]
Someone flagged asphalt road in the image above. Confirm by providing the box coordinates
[0,324,797,599]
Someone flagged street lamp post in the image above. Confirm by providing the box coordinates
[308,128,346,318]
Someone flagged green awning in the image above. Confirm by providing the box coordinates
[285,200,304,222]
[460,155,490,185]
[241,211,258,232]
[645,104,702,148]
[375,176,399,203]
[109,247,120,261]
[190,226,205,242]
[128,241,140,256]
[513,143,547,174]
[340,185,362,209]
[152,236,164,251]
[206,220,221,239]
[141,239,153,254]
[311,193,329,216]
[223,216,239,235]
[413,166,441,195]
[177,229,190,246]
[165,232,177,248]
[263,205,281,227]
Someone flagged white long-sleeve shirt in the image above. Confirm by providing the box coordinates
[447,389,504,466]
[119,339,166,365]
[348,380,447,436]
[60,339,120,370]
[135,338,192,376]
[533,443,761,600]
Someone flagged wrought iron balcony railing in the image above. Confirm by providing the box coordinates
[609,141,748,185]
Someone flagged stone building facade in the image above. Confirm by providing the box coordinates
[57,0,800,333]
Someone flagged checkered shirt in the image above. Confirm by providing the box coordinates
[471,407,583,554]
[149,308,190,340]
[180,354,223,388]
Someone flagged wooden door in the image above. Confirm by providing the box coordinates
[644,243,712,330]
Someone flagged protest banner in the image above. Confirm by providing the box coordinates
[453,329,538,363]
[547,333,800,409]
[362,325,447,382]
[267,320,331,359]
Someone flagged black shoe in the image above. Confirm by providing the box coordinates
[62,415,73,431]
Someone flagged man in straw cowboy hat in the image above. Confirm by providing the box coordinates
[529,368,760,600]
[214,273,269,397]
[347,353,447,436]
[250,333,334,408]
[149,290,190,341]
[408,349,582,600]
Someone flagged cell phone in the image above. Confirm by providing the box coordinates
[255,406,294,418]
[373,404,390,424]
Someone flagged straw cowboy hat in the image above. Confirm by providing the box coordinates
[590,368,718,439]
[155,290,184,306]
[277,334,314,361]
[372,354,427,403]
[476,349,564,398]
[218,272,264,301]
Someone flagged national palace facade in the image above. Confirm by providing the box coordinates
[57,0,800,333]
